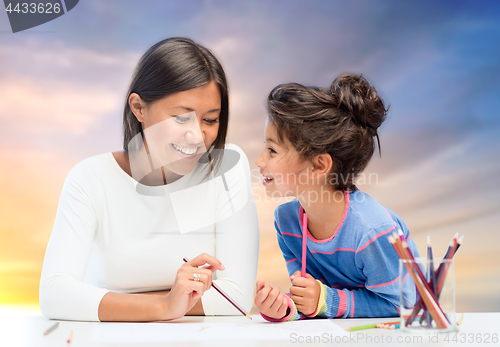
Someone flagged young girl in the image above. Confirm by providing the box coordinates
[254,73,420,321]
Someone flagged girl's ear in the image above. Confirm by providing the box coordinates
[129,93,147,123]
[311,153,333,178]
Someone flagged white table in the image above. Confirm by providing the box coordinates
[1,311,498,347]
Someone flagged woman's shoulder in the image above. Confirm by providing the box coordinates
[224,143,243,152]
[65,152,116,186]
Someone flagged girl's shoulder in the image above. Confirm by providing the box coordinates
[346,189,407,238]
[274,199,301,223]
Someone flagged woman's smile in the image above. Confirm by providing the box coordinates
[171,143,201,159]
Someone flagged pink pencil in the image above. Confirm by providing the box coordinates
[301,212,308,277]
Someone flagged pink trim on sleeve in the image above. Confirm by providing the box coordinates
[336,289,347,317]
[260,294,297,322]
[350,291,355,317]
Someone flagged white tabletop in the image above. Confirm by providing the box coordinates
[0,310,497,347]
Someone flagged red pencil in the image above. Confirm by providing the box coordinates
[183,257,252,320]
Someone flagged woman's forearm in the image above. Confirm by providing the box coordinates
[138,290,205,316]
[98,292,169,322]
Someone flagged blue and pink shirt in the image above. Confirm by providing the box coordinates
[262,188,420,321]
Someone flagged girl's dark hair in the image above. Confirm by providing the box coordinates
[267,73,388,191]
[123,37,229,172]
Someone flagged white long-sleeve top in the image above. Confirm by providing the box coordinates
[39,144,259,321]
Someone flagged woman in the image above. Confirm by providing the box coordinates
[39,37,259,322]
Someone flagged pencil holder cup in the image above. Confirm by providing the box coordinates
[399,257,456,333]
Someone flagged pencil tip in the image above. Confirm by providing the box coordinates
[427,236,431,246]
[398,228,403,236]
[458,235,464,244]
[246,314,252,320]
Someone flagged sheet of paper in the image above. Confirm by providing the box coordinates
[90,316,349,343]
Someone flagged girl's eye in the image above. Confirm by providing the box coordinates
[204,118,219,125]
[268,147,277,155]
[174,116,190,123]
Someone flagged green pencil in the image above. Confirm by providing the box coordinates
[346,320,399,332]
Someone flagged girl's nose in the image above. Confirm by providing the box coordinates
[255,151,265,168]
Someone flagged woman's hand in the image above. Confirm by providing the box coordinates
[289,271,320,316]
[161,253,225,320]
[254,278,289,320]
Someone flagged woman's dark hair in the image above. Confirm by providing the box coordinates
[123,37,229,173]
[267,73,388,191]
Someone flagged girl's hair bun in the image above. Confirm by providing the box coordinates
[330,74,387,135]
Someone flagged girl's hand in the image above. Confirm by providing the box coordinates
[161,253,225,320]
[254,278,289,320]
[289,271,321,316]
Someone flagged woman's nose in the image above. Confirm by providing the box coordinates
[185,122,204,144]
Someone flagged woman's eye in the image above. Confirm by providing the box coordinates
[204,118,219,125]
[174,116,189,123]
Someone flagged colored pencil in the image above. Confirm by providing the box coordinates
[377,323,401,329]
[396,235,449,329]
[393,233,443,307]
[428,237,437,295]
[301,212,308,277]
[43,322,59,335]
[183,257,252,320]
[389,235,449,329]
[424,236,432,327]
[405,234,462,326]
[346,315,419,331]
[66,329,73,344]
[347,322,383,331]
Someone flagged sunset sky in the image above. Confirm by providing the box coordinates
[1,0,499,313]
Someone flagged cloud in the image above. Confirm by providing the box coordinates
[359,126,500,237]
[0,78,120,134]
[0,41,140,138]
[0,40,139,86]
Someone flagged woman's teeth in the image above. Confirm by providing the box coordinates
[263,177,273,183]
[172,144,198,155]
